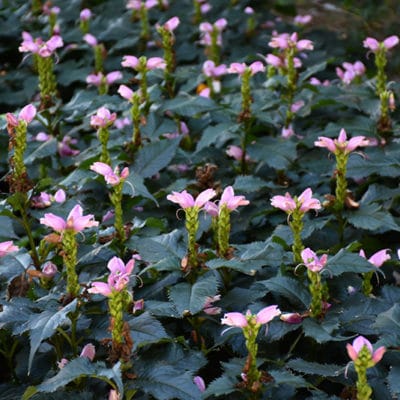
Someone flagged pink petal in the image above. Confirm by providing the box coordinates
[194,188,217,208]
[221,312,248,327]
[88,281,112,297]
[40,213,66,232]
[255,305,281,324]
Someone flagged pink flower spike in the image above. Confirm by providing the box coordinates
[227,62,246,75]
[90,107,117,128]
[80,8,92,21]
[297,188,321,212]
[80,343,96,361]
[118,84,134,101]
[0,241,19,257]
[301,248,327,272]
[383,35,399,50]
[359,249,390,268]
[346,336,385,365]
[363,37,379,52]
[19,104,37,124]
[270,193,296,212]
[66,204,98,232]
[221,312,248,328]
[121,55,139,69]
[219,186,249,211]
[214,18,227,31]
[164,16,180,31]
[167,190,195,208]
[40,213,66,232]
[255,305,281,324]
[88,281,112,297]
[146,57,166,70]
[194,188,217,208]
[84,33,98,47]
[314,136,336,152]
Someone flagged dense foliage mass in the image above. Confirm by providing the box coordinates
[0,0,400,399]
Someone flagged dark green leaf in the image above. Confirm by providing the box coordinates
[286,359,343,377]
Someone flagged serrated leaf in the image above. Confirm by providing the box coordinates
[298,61,327,83]
[23,358,123,400]
[345,204,400,232]
[133,138,180,179]
[302,318,350,344]
[196,123,236,151]
[205,258,265,275]
[123,171,158,204]
[28,299,77,374]
[373,303,400,333]
[233,175,271,192]
[287,359,343,377]
[326,248,378,276]
[203,374,238,398]
[0,215,18,240]
[269,369,308,388]
[168,274,219,316]
[160,94,217,117]
[257,276,310,308]
[347,154,400,179]
[134,365,201,400]
[128,311,169,348]
[25,138,57,165]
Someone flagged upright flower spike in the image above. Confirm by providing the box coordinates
[315,129,369,211]
[79,8,92,34]
[19,32,63,107]
[205,186,249,258]
[40,205,98,298]
[90,107,117,164]
[6,104,37,193]
[89,257,135,359]
[221,305,281,395]
[363,35,399,133]
[86,71,122,95]
[84,33,107,74]
[346,336,386,400]
[90,162,130,243]
[199,18,227,64]
[301,248,329,318]
[359,249,390,295]
[167,189,216,271]
[156,17,180,96]
[271,188,321,263]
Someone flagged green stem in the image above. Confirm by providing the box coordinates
[289,211,304,264]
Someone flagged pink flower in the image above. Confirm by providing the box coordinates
[271,188,320,213]
[193,376,206,392]
[294,14,312,25]
[118,84,135,101]
[114,117,131,129]
[108,389,120,400]
[54,189,66,203]
[19,32,63,57]
[203,201,219,217]
[255,305,281,324]
[219,186,249,211]
[291,100,304,113]
[80,8,92,21]
[281,125,295,138]
[359,249,390,268]
[363,37,379,52]
[244,6,254,15]
[84,33,98,47]
[106,71,123,84]
[86,71,122,87]
[383,35,399,49]
[364,35,399,52]
[346,336,386,364]
[41,261,58,278]
[301,248,328,272]
[227,61,264,76]
[80,343,96,361]
[280,312,303,324]
[133,298,145,313]
[0,241,19,257]
[6,104,37,127]
[167,189,216,209]
[202,60,227,77]
[58,136,79,157]
[40,204,98,233]
[57,358,69,369]
[315,128,369,154]
[121,55,139,69]
[221,312,248,328]
[265,53,283,68]
[203,295,221,315]
[146,57,166,70]
[163,16,180,32]
[90,107,117,129]
[90,162,129,186]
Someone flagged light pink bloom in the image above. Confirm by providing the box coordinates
[226,145,250,161]
[114,117,131,129]
[40,204,98,233]
[80,343,95,361]
[364,35,399,52]
[41,261,58,278]
[80,8,92,21]
[203,201,219,217]
[271,188,320,213]
[214,18,227,31]
[19,32,63,57]
[106,71,123,84]
[301,248,328,272]
[193,376,206,392]
[359,249,390,268]
[265,53,283,68]
[36,132,51,141]
[294,14,312,25]
[6,104,37,127]
[255,305,281,324]
[90,162,129,186]
[54,189,66,203]
[228,61,264,76]
[163,16,180,32]
[90,107,117,129]
[108,389,120,400]
[290,100,304,113]
[83,33,98,47]
[309,77,330,86]
[221,312,248,328]
[118,84,135,101]
[146,57,166,70]
[297,188,321,212]
[198,87,211,97]
[383,35,399,49]
[270,192,297,212]
[0,241,19,257]
[31,192,52,208]
[57,358,69,369]
[202,60,227,77]
[219,186,249,211]
[315,128,369,154]
[296,39,314,51]
[133,298,145,313]
[363,37,379,52]
[244,7,254,15]
[121,55,139,69]
[167,189,216,209]
[281,125,295,138]
[203,294,221,315]
[346,336,386,364]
